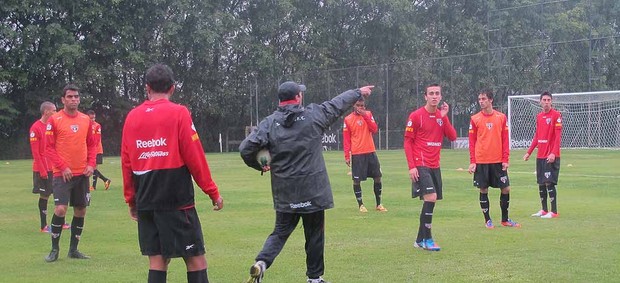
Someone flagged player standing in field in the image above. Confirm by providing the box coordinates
[29,101,57,233]
[121,64,223,283]
[403,83,457,251]
[240,81,373,283]
[87,110,111,191]
[44,84,97,262]
[523,91,562,219]
[468,90,520,229]
[343,97,387,213]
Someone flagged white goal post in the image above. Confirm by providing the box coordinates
[507,90,620,149]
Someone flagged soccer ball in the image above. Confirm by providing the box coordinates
[256,148,271,166]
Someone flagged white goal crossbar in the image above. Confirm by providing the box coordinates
[507,90,620,149]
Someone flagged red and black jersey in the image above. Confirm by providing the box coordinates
[29,120,50,177]
[403,107,457,169]
[527,108,562,158]
[121,99,220,210]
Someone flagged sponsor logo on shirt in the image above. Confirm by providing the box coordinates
[136,138,167,148]
[426,142,442,147]
[146,107,154,112]
[537,139,548,143]
[290,201,312,209]
[138,151,170,160]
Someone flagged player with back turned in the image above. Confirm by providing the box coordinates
[468,90,520,229]
[403,83,457,251]
[523,91,562,219]
[121,64,223,283]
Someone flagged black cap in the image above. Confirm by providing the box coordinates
[278,81,306,101]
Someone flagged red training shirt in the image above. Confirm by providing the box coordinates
[527,108,563,158]
[403,107,457,169]
[29,120,50,177]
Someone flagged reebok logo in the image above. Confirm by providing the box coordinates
[136,138,167,148]
[290,201,312,209]
[186,244,195,250]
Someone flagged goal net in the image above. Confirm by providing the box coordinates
[508,91,620,149]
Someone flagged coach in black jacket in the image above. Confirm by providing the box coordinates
[240,81,373,283]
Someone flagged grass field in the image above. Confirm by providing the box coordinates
[1,149,619,283]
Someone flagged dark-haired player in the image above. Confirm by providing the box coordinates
[468,90,520,229]
[523,91,562,219]
[44,84,98,262]
[121,63,223,283]
[343,97,387,213]
[404,83,457,251]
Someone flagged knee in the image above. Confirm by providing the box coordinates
[149,255,170,270]
[423,194,437,202]
[184,255,207,271]
[74,207,87,217]
[501,187,511,194]
[479,188,489,194]
[54,206,68,217]
[374,177,381,183]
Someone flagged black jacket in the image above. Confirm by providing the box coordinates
[240,89,362,213]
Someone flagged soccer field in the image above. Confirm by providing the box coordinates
[1,149,619,282]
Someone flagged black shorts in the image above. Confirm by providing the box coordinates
[96,154,103,165]
[52,175,91,207]
[412,167,443,200]
[137,207,206,258]
[536,157,561,185]
[32,171,53,197]
[473,163,510,189]
[351,152,382,181]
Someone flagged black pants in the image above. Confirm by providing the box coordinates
[256,210,325,278]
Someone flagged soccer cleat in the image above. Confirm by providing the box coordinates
[376,204,388,212]
[62,223,70,230]
[531,210,548,217]
[307,276,331,283]
[413,241,426,249]
[246,260,265,283]
[485,219,494,229]
[501,219,521,227]
[40,225,50,233]
[423,238,441,251]
[68,249,90,259]
[104,179,111,190]
[89,186,96,191]
[359,204,368,213]
[45,249,59,262]
[541,212,559,219]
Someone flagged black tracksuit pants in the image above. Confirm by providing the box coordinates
[256,210,325,278]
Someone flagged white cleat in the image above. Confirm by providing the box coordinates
[531,210,548,217]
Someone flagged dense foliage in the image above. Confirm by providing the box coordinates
[1,0,619,158]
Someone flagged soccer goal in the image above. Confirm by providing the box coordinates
[508,90,620,149]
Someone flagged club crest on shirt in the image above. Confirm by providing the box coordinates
[357,120,363,126]
[30,132,35,138]
[486,122,493,130]
[70,125,79,132]
[545,118,551,125]
[436,119,443,126]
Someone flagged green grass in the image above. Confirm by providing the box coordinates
[1,149,619,282]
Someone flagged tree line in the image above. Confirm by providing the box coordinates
[1,0,619,158]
